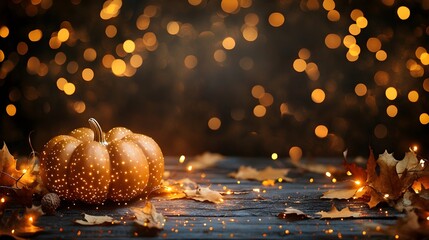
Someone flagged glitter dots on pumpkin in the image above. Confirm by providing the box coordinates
[40,118,164,204]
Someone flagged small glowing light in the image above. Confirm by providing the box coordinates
[271,153,278,160]
[0,197,5,203]
[253,188,260,193]
[397,6,410,20]
[285,230,290,235]
[221,0,239,14]
[354,180,361,185]
[268,12,285,27]
[28,216,34,223]
[22,169,28,174]
[395,234,399,239]
[420,159,425,168]
[167,21,180,35]
[57,28,70,42]
[63,82,76,95]
[332,178,337,183]
[222,37,236,50]
[420,113,429,125]
[28,29,42,42]
[309,178,314,183]
[123,40,135,53]
[11,229,15,234]
[6,104,17,117]
[187,165,193,171]
[311,89,326,103]
[179,155,186,163]
[362,231,367,235]
[325,172,332,177]
[357,187,364,192]
[315,125,329,138]
[384,194,389,198]
[426,216,429,221]
[346,171,352,176]
[385,87,397,100]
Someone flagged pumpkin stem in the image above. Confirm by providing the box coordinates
[88,118,108,146]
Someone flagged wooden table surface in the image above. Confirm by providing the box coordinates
[27,156,399,239]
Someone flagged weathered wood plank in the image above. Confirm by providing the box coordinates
[7,156,399,239]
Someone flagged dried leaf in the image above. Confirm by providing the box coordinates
[187,152,224,170]
[184,186,224,204]
[278,207,311,220]
[0,143,23,187]
[396,152,420,178]
[316,206,360,219]
[131,202,165,230]
[229,166,293,182]
[74,214,120,225]
[366,150,404,207]
[321,188,359,200]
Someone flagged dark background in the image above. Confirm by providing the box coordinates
[0,0,428,159]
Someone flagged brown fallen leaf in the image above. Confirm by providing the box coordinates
[0,143,25,187]
[184,186,224,204]
[187,152,224,170]
[74,213,120,225]
[131,202,165,230]
[278,207,311,221]
[229,166,293,182]
[321,188,359,200]
[316,206,360,219]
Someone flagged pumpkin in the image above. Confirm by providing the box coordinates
[40,118,164,204]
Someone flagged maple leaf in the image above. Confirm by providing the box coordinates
[366,150,405,207]
[184,186,224,204]
[0,143,23,187]
[396,152,421,178]
[277,207,311,221]
[131,202,165,230]
[186,152,225,170]
[74,213,120,225]
[316,205,360,219]
[229,166,293,182]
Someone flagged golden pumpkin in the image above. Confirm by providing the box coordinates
[40,118,164,204]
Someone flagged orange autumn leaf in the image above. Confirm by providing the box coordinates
[321,188,359,200]
[229,166,293,182]
[74,214,120,225]
[316,205,360,219]
[0,143,23,187]
[131,202,165,230]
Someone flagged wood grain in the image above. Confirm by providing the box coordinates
[25,157,398,239]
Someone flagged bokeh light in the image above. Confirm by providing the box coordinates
[0,0,428,158]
